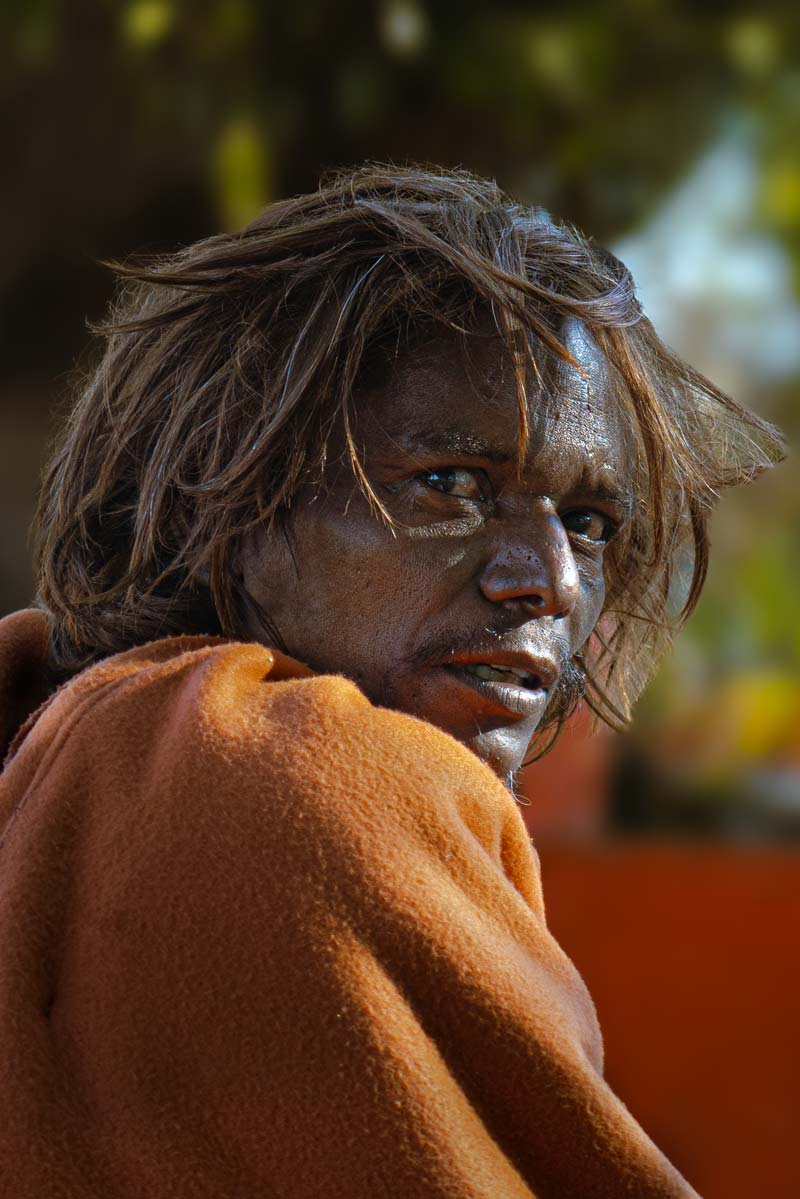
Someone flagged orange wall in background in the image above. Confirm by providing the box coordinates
[538,846,800,1199]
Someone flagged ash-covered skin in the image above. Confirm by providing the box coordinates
[238,317,634,781]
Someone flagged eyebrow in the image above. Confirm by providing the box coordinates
[586,485,635,518]
[405,429,514,465]
[403,428,636,515]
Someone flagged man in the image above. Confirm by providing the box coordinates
[0,166,782,1197]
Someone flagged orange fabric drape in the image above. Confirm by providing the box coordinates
[0,610,698,1198]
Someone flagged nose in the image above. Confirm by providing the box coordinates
[479,512,581,619]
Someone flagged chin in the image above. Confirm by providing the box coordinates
[462,725,533,782]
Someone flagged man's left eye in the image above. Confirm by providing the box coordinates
[422,468,488,501]
[562,510,616,543]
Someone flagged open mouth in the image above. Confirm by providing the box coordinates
[438,661,551,720]
[459,662,543,690]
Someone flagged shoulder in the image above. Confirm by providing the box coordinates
[4,636,530,887]
[36,635,484,796]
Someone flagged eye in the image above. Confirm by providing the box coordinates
[561,510,617,544]
[421,468,489,501]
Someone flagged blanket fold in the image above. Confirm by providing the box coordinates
[0,609,699,1198]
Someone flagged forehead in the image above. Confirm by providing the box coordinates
[358,317,634,486]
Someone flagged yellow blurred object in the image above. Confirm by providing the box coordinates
[123,0,174,48]
[717,670,800,761]
[763,160,800,231]
[725,17,780,79]
[213,119,271,232]
[524,24,582,104]
[645,668,800,784]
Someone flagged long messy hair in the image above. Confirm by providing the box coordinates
[34,164,784,743]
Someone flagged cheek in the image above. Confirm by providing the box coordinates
[291,503,463,637]
[573,566,607,648]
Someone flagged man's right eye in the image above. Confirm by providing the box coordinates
[421,468,488,501]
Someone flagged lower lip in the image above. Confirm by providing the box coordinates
[436,665,549,720]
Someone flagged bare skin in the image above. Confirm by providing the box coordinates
[238,317,633,781]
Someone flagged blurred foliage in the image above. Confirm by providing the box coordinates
[213,115,271,231]
[1,0,798,830]
[2,2,799,359]
[2,2,800,282]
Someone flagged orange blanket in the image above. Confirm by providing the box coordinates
[0,609,699,1197]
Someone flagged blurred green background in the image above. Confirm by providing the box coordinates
[2,0,798,836]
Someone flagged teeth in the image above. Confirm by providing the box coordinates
[464,663,533,686]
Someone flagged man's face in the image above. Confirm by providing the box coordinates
[239,317,633,780]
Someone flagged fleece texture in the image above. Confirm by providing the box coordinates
[0,609,699,1198]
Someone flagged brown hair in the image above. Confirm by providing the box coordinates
[34,164,783,743]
